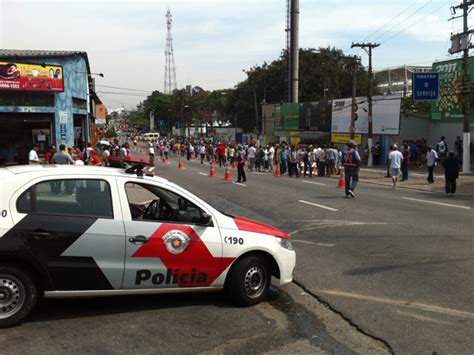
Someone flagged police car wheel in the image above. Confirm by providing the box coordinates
[227,256,270,306]
[0,266,37,328]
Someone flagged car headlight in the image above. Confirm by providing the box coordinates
[276,237,294,251]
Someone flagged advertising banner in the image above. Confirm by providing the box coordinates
[331,95,401,135]
[431,57,474,121]
[0,61,64,92]
[298,101,332,132]
[275,103,299,130]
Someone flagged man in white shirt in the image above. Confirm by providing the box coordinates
[388,144,404,189]
[268,145,275,172]
[247,144,257,172]
[28,144,40,164]
[426,145,438,184]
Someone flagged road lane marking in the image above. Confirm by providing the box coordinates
[315,289,474,320]
[298,200,338,212]
[292,240,335,247]
[233,182,247,187]
[302,180,326,186]
[396,310,459,326]
[402,197,471,210]
[199,172,208,176]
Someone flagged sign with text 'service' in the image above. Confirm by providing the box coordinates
[0,62,64,92]
[413,72,439,101]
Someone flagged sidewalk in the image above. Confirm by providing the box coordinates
[358,166,474,197]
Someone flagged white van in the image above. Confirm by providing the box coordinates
[143,132,160,141]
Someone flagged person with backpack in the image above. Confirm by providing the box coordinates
[342,140,361,198]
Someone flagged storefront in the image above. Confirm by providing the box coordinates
[0,50,95,165]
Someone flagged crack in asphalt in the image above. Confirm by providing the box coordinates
[291,280,394,355]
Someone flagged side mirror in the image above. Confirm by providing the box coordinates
[201,213,212,226]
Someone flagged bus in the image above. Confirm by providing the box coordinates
[143,132,160,141]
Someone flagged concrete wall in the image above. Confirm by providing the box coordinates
[399,112,431,143]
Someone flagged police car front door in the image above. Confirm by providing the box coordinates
[118,180,232,290]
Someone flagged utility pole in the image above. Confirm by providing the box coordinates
[345,56,360,140]
[289,0,299,103]
[254,88,259,136]
[351,42,380,166]
[450,0,473,173]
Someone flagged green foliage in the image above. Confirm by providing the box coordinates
[401,96,431,113]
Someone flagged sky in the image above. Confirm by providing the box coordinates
[0,0,467,110]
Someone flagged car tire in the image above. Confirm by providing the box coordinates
[0,265,37,328]
[226,256,271,307]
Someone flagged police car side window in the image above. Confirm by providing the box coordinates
[125,182,204,224]
[16,179,113,218]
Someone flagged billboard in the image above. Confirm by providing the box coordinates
[95,104,106,125]
[275,103,299,130]
[298,101,332,132]
[331,95,401,135]
[0,61,64,92]
[431,57,474,121]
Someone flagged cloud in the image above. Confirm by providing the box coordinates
[0,0,457,109]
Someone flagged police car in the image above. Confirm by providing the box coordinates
[0,163,296,327]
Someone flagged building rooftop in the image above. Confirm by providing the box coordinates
[0,49,87,58]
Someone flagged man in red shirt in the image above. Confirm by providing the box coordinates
[217,142,226,168]
[88,150,102,166]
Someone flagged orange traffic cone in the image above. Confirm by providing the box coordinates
[209,162,216,177]
[337,167,346,189]
[162,155,166,163]
[274,162,281,177]
[224,163,232,181]
[178,157,184,169]
[232,160,237,169]
[312,162,318,176]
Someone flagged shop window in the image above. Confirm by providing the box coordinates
[0,92,54,107]
[72,98,87,109]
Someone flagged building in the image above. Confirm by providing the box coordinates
[0,50,103,164]
[375,65,432,97]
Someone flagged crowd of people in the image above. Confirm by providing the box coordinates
[25,132,465,196]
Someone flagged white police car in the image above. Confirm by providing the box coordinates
[0,163,296,327]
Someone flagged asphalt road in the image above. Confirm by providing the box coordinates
[147,152,474,354]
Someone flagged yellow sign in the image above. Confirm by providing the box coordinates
[290,131,300,145]
[331,133,362,145]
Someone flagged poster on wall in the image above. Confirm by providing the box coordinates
[0,61,64,92]
[431,57,474,121]
[331,95,401,135]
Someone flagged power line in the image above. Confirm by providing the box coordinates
[96,91,149,97]
[379,0,452,45]
[96,84,151,93]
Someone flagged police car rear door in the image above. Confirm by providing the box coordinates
[117,178,232,290]
[8,176,126,291]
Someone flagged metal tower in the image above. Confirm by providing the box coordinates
[164,9,177,94]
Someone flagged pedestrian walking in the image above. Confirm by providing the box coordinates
[400,144,410,181]
[342,140,361,198]
[442,151,462,196]
[454,136,463,161]
[247,144,256,172]
[437,136,447,163]
[426,145,438,184]
[236,145,247,183]
[303,148,312,178]
[388,144,404,189]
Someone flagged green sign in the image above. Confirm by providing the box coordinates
[275,103,299,130]
[431,57,474,121]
